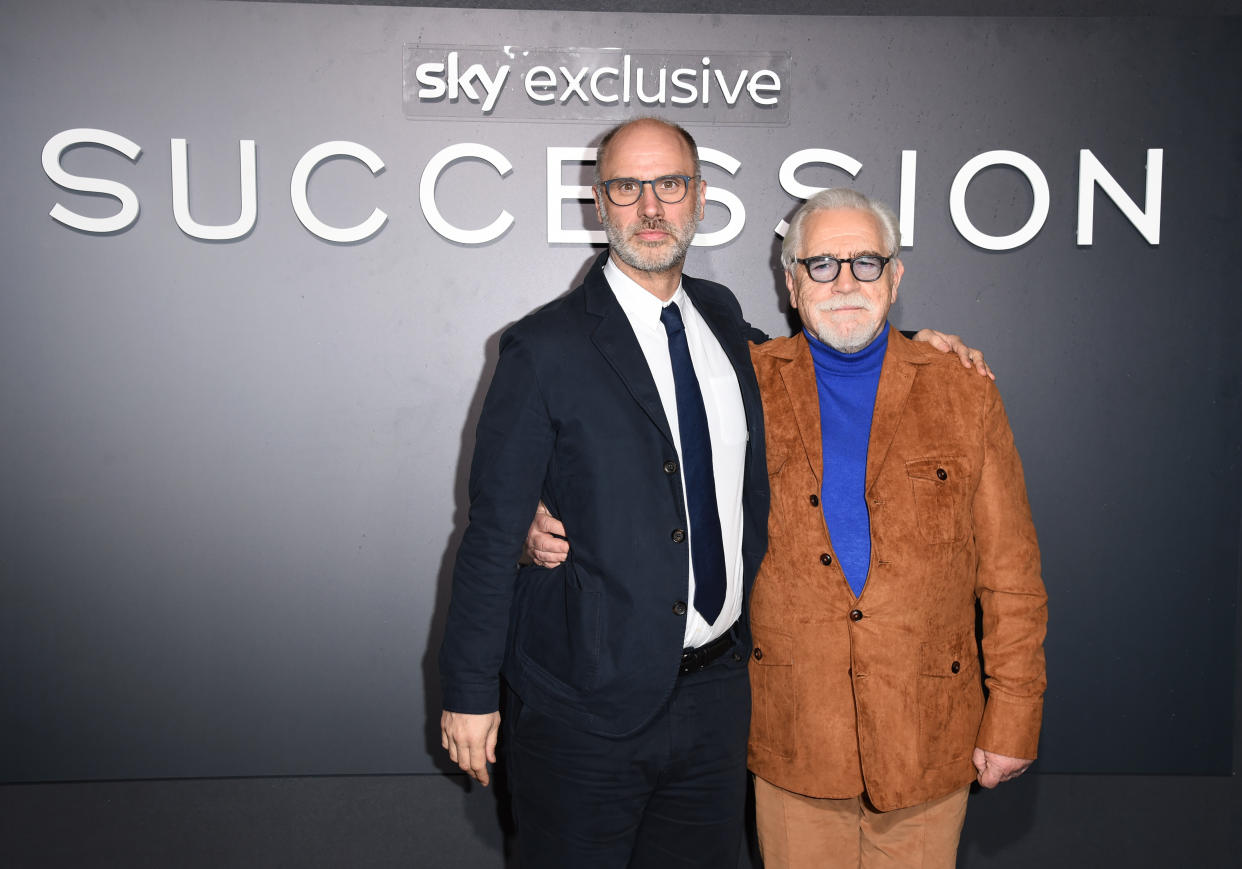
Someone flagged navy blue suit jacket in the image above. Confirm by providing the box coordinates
[439,252,769,737]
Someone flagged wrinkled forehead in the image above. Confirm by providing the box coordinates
[800,208,886,256]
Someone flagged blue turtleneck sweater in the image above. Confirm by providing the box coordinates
[805,325,888,597]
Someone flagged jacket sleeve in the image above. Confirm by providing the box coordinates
[438,328,556,714]
[972,383,1048,759]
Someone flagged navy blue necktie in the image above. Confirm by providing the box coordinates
[660,302,726,624]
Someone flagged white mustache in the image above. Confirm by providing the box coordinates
[815,295,873,312]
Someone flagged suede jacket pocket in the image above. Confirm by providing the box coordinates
[905,456,970,544]
[916,630,984,769]
[749,625,796,759]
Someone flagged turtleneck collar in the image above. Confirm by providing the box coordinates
[804,323,889,377]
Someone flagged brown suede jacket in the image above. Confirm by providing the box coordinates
[747,326,1047,811]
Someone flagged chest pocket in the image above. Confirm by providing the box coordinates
[905,456,970,544]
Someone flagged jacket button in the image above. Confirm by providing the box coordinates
[663,460,678,474]
[849,609,863,621]
[671,528,686,543]
[673,600,687,616]
[937,467,948,481]
[951,660,961,674]
[753,647,763,660]
[809,494,819,507]
[820,553,832,566]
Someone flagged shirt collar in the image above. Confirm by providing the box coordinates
[603,255,686,334]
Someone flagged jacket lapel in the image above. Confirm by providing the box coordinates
[778,334,825,488]
[583,254,676,447]
[866,325,921,493]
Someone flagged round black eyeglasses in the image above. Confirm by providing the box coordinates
[599,175,697,207]
[795,255,892,283]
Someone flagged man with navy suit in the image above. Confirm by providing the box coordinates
[438,118,983,868]
[439,117,767,868]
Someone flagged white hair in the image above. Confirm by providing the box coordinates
[780,188,900,273]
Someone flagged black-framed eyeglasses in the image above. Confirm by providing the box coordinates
[795,255,892,283]
[598,174,697,207]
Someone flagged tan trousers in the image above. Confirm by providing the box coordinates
[753,776,970,869]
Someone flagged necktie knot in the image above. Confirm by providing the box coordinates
[660,302,686,336]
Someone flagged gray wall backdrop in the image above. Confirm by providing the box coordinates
[2,0,1240,866]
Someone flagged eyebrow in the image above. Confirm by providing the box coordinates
[807,249,885,259]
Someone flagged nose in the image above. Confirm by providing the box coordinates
[636,183,664,218]
[832,262,861,293]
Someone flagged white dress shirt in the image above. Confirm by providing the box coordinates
[603,257,747,648]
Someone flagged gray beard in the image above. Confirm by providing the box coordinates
[816,329,873,354]
[602,210,698,274]
[811,300,881,354]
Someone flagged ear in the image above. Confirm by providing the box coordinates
[889,258,904,304]
[696,176,707,220]
[785,269,798,309]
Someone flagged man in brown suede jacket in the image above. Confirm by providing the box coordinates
[521,174,1021,866]
[747,188,1046,867]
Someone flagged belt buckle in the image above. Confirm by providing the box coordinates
[680,627,733,676]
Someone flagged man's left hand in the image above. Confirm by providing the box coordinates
[913,329,995,380]
[972,747,1033,788]
[524,502,569,568]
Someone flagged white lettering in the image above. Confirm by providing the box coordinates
[557,66,590,105]
[747,70,781,106]
[42,128,142,234]
[439,52,509,113]
[670,67,698,105]
[545,146,743,247]
[524,66,557,103]
[774,148,863,236]
[405,47,788,118]
[447,51,461,100]
[415,62,447,101]
[421,142,514,245]
[37,132,1162,252]
[546,146,599,245]
[899,150,917,248]
[695,147,745,247]
[470,63,510,114]
[949,150,1049,251]
[290,141,388,244]
[714,69,748,106]
[589,67,620,104]
[171,138,257,241]
[1077,148,1162,245]
[635,65,667,104]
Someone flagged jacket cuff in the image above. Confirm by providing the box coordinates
[976,693,1044,759]
[440,683,501,716]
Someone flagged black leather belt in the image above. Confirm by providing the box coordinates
[679,624,738,676]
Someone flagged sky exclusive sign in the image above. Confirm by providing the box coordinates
[403,46,791,124]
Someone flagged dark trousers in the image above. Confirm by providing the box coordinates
[504,650,750,869]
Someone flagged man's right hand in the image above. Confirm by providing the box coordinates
[524,502,569,568]
[441,709,501,787]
